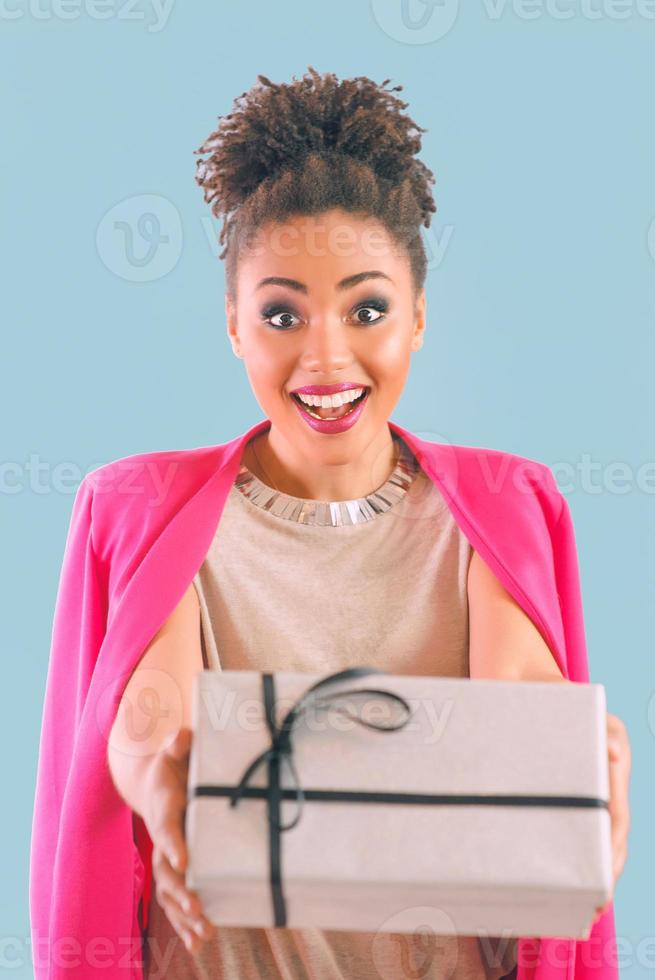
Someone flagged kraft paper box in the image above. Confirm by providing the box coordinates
[185,667,612,939]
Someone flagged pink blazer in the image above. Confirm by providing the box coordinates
[29,417,618,979]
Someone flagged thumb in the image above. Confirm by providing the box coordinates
[159,729,192,873]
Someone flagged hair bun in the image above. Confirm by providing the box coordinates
[194,66,436,299]
[194,66,434,220]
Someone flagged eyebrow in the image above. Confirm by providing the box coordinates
[255,271,393,294]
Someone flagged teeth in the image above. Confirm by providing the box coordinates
[295,387,365,408]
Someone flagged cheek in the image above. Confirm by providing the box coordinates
[365,334,412,382]
[244,341,294,392]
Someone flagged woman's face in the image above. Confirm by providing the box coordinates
[226,208,425,470]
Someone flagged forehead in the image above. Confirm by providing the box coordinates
[238,209,409,287]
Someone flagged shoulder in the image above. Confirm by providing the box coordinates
[450,442,557,492]
[414,435,564,527]
[78,442,230,560]
[83,443,223,492]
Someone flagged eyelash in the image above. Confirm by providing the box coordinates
[260,297,389,331]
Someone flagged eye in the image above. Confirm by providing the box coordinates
[260,305,301,331]
[260,295,389,330]
[350,297,389,325]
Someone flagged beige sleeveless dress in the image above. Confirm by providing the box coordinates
[143,435,518,979]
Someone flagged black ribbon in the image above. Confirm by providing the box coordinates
[191,666,609,928]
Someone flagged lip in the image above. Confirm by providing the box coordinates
[290,383,369,396]
[291,387,370,434]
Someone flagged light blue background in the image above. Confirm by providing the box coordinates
[3,2,653,976]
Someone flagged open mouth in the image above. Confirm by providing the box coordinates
[291,388,369,421]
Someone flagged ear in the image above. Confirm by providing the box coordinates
[225,295,242,359]
[411,288,426,352]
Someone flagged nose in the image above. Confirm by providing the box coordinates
[297,318,355,376]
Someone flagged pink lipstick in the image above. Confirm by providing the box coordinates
[290,386,370,434]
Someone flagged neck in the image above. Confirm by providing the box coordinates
[243,425,400,501]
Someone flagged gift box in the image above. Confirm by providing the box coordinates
[185,666,612,939]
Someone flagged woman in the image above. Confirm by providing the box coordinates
[30,68,630,980]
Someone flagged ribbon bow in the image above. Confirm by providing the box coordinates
[229,666,413,833]
[220,666,411,926]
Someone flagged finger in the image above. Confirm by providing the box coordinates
[607,716,632,772]
[607,714,630,748]
[158,735,193,872]
[607,741,630,881]
[149,779,189,873]
[154,848,216,940]
[158,895,211,955]
[156,813,188,873]
[166,905,215,953]
[166,902,215,950]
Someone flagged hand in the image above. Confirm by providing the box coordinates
[591,712,631,926]
[143,727,217,954]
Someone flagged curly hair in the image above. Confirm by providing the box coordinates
[194,66,436,305]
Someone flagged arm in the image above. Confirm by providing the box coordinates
[107,580,215,953]
[467,549,631,918]
[107,581,204,820]
[467,548,566,683]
